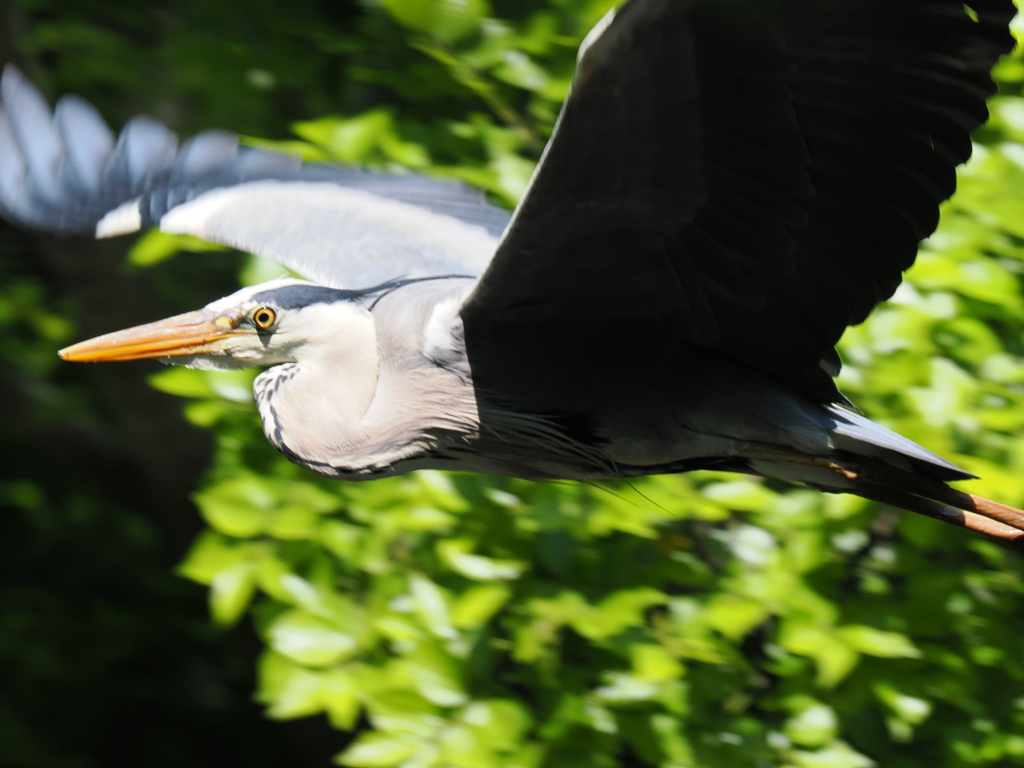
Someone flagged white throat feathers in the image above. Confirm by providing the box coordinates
[255,302,381,466]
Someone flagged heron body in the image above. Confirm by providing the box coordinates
[3,0,1024,540]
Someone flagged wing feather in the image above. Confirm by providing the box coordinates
[53,95,116,194]
[463,0,1015,402]
[158,181,498,288]
[0,65,510,289]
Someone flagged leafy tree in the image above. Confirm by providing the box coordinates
[3,1,1024,766]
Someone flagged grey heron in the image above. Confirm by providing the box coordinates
[1,0,1022,542]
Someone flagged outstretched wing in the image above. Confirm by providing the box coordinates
[0,65,510,289]
[462,0,1016,401]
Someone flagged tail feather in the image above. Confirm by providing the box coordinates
[826,405,975,482]
[806,407,1024,544]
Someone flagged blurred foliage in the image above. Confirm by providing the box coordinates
[5,0,1024,767]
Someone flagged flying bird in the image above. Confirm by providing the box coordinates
[1,0,1022,541]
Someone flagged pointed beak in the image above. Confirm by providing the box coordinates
[58,310,242,363]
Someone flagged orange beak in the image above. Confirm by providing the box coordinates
[59,310,242,363]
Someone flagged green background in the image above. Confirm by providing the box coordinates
[2,1,1024,766]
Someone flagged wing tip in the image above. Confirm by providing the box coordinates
[1,62,28,95]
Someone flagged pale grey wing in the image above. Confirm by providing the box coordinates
[462,0,1016,402]
[154,181,501,289]
[0,65,510,289]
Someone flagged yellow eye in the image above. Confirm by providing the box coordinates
[251,307,277,330]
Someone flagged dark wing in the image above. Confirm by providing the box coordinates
[461,0,1016,401]
[0,65,510,289]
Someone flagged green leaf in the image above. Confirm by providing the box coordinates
[265,505,320,539]
[293,110,393,164]
[461,699,531,752]
[322,669,362,730]
[194,474,340,539]
[874,684,932,726]
[837,626,921,659]
[182,400,232,427]
[784,698,838,748]
[320,521,365,561]
[127,229,225,267]
[259,653,326,720]
[389,644,467,707]
[193,476,275,537]
[913,252,1024,315]
[268,610,360,667]
[177,531,251,585]
[703,594,770,640]
[571,588,666,640]
[649,713,694,766]
[336,732,420,768]
[595,672,659,702]
[437,724,496,768]
[451,584,511,629]
[789,740,875,768]
[379,0,491,42]
[437,539,526,581]
[364,688,442,738]
[210,561,257,626]
[701,480,780,513]
[204,370,257,403]
[778,621,859,688]
[492,51,548,91]
[503,743,544,768]
[630,644,683,682]
[410,574,458,639]
[148,368,215,398]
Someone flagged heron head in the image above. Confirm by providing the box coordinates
[58,278,377,371]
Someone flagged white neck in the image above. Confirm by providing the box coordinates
[255,303,380,465]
